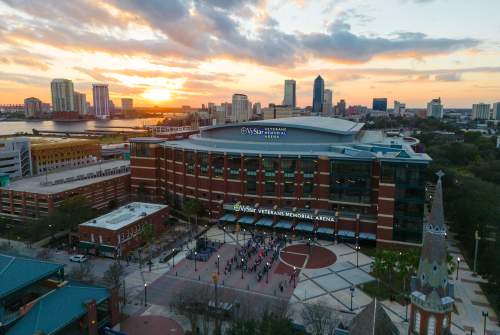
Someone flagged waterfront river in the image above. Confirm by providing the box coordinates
[0,118,165,136]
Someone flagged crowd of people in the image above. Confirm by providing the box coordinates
[220,232,292,287]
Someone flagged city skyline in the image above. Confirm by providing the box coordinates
[1,0,500,108]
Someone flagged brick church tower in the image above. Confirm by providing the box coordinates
[409,172,454,335]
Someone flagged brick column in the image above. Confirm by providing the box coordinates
[85,299,98,335]
[109,288,120,326]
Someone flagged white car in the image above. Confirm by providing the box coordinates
[69,254,88,263]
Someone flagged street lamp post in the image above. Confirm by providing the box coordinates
[266,262,270,284]
[404,296,410,322]
[241,258,244,279]
[223,226,226,244]
[6,224,11,247]
[243,228,246,243]
[456,257,461,280]
[355,244,360,268]
[473,230,480,275]
[217,254,220,275]
[194,251,198,272]
[172,248,176,268]
[482,311,488,335]
[350,286,355,311]
[308,237,311,254]
[293,266,297,288]
[144,283,148,306]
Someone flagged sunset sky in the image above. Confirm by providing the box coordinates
[1,0,500,108]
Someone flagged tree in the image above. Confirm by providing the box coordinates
[103,262,124,289]
[301,300,338,335]
[183,198,204,237]
[68,261,94,284]
[141,223,156,268]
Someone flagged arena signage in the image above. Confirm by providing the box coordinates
[240,126,287,140]
[233,203,335,222]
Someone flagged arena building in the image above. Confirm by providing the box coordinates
[129,117,431,248]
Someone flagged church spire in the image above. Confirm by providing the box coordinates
[409,171,454,335]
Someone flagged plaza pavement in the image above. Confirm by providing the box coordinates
[116,226,499,334]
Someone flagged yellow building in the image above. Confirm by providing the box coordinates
[30,137,101,174]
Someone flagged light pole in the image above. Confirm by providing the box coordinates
[144,283,148,306]
[241,258,244,279]
[308,237,311,254]
[355,244,360,268]
[266,262,270,284]
[223,226,226,243]
[473,230,480,275]
[404,296,410,322]
[293,266,297,288]
[456,257,461,280]
[243,228,246,243]
[172,248,176,268]
[350,286,355,311]
[194,251,198,272]
[217,254,220,275]
[482,311,488,335]
[6,224,11,247]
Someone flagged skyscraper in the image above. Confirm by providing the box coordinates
[312,75,324,115]
[472,103,491,120]
[323,89,333,115]
[73,92,88,117]
[372,98,388,112]
[51,79,75,112]
[427,98,443,119]
[24,97,42,118]
[92,84,110,119]
[231,94,249,122]
[253,102,262,117]
[283,80,296,108]
[393,100,406,116]
[121,98,133,111]
[492,102,500,120]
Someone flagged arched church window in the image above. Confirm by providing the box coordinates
[428,316,436,335]
[414,311,421,333]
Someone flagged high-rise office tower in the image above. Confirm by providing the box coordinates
[121,98,133,111]
[323,89,333,115]
[73,92,88,117]
[283,80,296,108]
[51,79,75,112]
[427,98,443,119]
[231,94,249,122]
[472,103,491,120]
[92,84,110,119]
[393,100,406,116]
[253,102,262,117]
[24,97,42,118]
[492,102,500,120]
[312,75,324,115]
[372,98,388,112]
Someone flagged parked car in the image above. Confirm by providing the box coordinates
[69,254,88,263]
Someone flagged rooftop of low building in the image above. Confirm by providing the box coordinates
[79,202,167,231]
[0,159,129,194]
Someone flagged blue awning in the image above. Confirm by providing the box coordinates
[294,222,315,232]
[317,227,334,235]
[238,215,256,225]
[275,220,293,230]
[220,213,237,223]
[359,232,376,240]
[255,217,274,227]
[337,230,356,237]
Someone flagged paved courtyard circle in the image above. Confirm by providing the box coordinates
[279,244,337,270]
